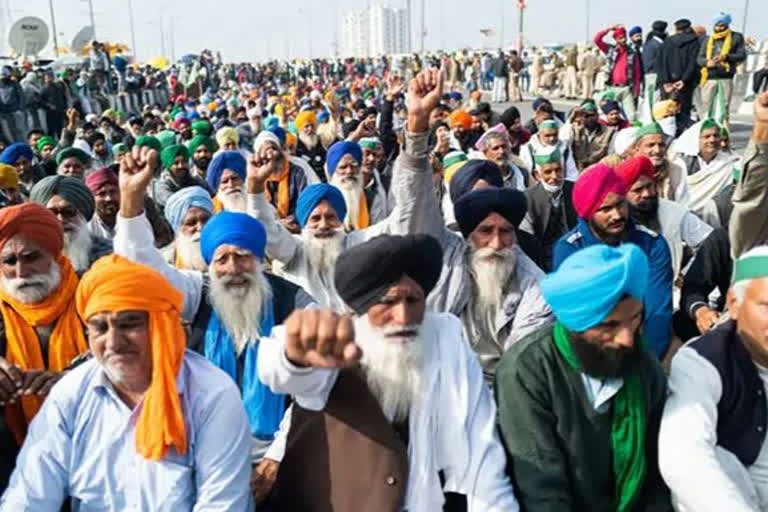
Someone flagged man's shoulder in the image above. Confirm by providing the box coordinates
[497,324,557,382]
[562,226,584,246]
[46,358,102,409]
[182,350,240,398]
[632,223,661,239]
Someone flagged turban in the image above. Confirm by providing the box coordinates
[164,186,213,232]
[538,120,558,131]
[191,120,213,136]
[601,100,621,114]
[0,203,62,256]
[652,100,676,121]
[448,91,463,101]
[206,151,246,191]
[674,19,692,30]
[629,26,642,37]
[0,143,33,165]
[215,126,239,148]
[295,111,317,131]
[76,255,187,461]
[112,143,129,156]
[254,130,281,153]
[285,132,296,148]
[653,21,668,32]
[613,27,627,39]
[317,110,330,123]
[186,135,217,155]
[36,136,56,152]
[264,115,280,131]
[326,141,362,177]
[0,164,18,189]
[614,127,640,155]
[701,118,719,131]
[448,110,472,130]
[499,106,521,128]
[636,122,663,139]
[713,12,732,27]
[30,175,95,221]
[333,234,442,314]
[533,147,562,166]
[156,130,177,149]
[296,183,347,228]
[449,159,503,203]
[454,188,527,238]
[475,123,510,151]
[359,137,382,150]
[541,244,648,332]
[615,156,655,188]
[443,151,469,185]
[134,135,162,153]
[732,247,768,284]
[173,117,191,131]
[580,101,598,113]
[269,126,286,146]
[572,164,626,219]
[84,167,118,194]
[161,144,190,170]
[200,211,266,264]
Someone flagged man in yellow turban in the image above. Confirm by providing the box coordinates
[0,163,21,207]
[295,109,328,182]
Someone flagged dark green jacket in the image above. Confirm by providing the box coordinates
[494,325,673,512]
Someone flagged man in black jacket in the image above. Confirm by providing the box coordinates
[491,50,509,103]
[657,19,702,126]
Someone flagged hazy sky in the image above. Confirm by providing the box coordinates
[6,0,767,62]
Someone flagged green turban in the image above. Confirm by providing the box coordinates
[112,143,129,156]
[186,135,218,154]
[55,147,91,167]
[36,136,56,152]
[135,135,162,153]
[636,122,664,139]
[534,148,562,166]
[191,120,213,137]
[157,130,178,149]
[701,118,719,132]
[161,144,190,170]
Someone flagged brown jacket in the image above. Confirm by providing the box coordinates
[730,141,768,259]
[571,124,618,171]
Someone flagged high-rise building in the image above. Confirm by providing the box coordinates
[341,3,411,57]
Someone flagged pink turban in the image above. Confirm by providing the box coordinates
[572,164,626,219]
[614,156,654,189]
[85,167,119,195]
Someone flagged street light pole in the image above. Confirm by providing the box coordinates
[499,0,504,49]
[742,0,750,35]
[127,0,137,59]
[585,0,590,42]
[48,0,59,57]
[87,0,96,38]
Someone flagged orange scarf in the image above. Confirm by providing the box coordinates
[353,192,370,230]
[264,159,291,218]
[211,196,224,213]
[76,255,187,460]
[1,255,87,443]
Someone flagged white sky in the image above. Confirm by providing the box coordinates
[6,0,767,62]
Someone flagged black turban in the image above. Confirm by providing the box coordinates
[601,100,621,115]
[652,20,668,33]
[499,106,521,129]
[449,160,504,204]
[334,234,443,314]
[454,188,527,238]
[674,19,691,30]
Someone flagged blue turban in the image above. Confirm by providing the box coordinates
[269,126,286,146]
[454,188,527,238]
[0,143,33,165]
[317,110,330,123]
[264,115,280,131]
[206,150,247,191]
[449,160,504,203]
[326,141,363,177]
[296,184,347,228]
[541,244,649,332]
[164,186,214,232]
[629,26,642,37]
[601,100,621,114]
[200,211,267,264]
[713,12,732,27]
[448,91,463,101]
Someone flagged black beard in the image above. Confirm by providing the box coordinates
[193,157,211,170]
[629,198,659,226]
[588,217,629,247]
[570,333,641,378]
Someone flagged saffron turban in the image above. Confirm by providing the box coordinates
[206,151,246,191]
[0,164,18,189]
[295,111,317,131]
[448,110,473,130]
[326,141,362,177]
[200,211,266,264]
[334,234,443,314]
[161,144,190,170]
[572,164,626,219]
[186,135,217,155]
[76,254,187,461]
[449,160,503,203]
[215,126,239,148]
[454,188,527,238]
[615,156,655,189]
[165,186,213,232]
[296,184,347,228]
[540,244,648,332]
[0,143,33,165]
[0,203,62,256]
[84,167,118,195]
[134,136,162,153]
[35,136,56,152]
[30,175,95,221]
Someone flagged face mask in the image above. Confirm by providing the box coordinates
[659,116,676,138]
[541,181,563,194]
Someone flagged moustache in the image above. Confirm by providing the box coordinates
[474,247,514,261]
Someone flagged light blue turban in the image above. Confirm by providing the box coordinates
[200,211,266,264]
[713,12,732,27]
[164,186,214,232]
[296,184,347,228]
[540,244,649,332]
[206,150,246,191]
[326,140,362,177]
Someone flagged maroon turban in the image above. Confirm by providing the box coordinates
[0,203,63,256]
[84,167,119,195]
[614,27,627,39]
[572,164,627,219]
[615,156,655,189]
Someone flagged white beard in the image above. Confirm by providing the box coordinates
[175,231,206,271]
[207,268,270,355]
[302,228,345,276]
[1,259,61,304]
[354,314,424,424]
[468,244,517,313]
[331,174,363,231]
[298,132,319,150]
[63,215,93,273]
[218,186,247,212]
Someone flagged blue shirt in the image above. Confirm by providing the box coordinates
[552,218,673,357]
[0,351,253,511]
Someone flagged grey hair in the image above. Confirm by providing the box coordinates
[480,132,509,151]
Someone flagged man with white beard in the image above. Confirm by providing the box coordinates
[325,141,372,231]
[258,233,520,511]
[29,175,112,275]
[295,110,328,182]
[114,144,314,502]
[161,186,214,271]
[206,150,249,213]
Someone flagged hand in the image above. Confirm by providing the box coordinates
[284,309,362,368]
[0,356,22,406]
[694,306,720,334]
[406,67,444,133]
[673,80,684,91]
[246,147,279,193]
[385,75,404,101]
[119,145,158,218]
[350,119,375,141]
[706,58,719,68]
[280,216,300,234]
[250,458,280,505]
[66,108,79,130]
[20,370,61,397]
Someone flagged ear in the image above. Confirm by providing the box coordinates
[726,288,740,322]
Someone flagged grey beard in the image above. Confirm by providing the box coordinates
[1,260,62,304]
[63,216,93,273]
[298,132,319,150]
[302,228,345,276]
[208,269,271,355]
[331,174,363,231]
[175,232,206,271]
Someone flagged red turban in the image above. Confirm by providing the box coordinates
[572,164,627,219]
[615,156,655,189]
[614,27,627,39]
[173,118,191,131]
[0,203,63,256]
[84,167,119,195]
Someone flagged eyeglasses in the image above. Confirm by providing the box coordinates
[48,206,79,219]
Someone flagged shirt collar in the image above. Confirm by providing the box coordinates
[92,356,188,400]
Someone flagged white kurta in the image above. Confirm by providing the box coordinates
[258,313,520,512]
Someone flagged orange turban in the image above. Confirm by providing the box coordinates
[449,110,473,130]
[76,255,187,461]
[0,203,62,257]
[295,110,317,130]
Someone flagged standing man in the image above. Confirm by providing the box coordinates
[491,50,509,104]
[641,21,668,121]
[594,25,643,121]
[508,50,524,102]
[657,19,702,127]
[697,12,746,126]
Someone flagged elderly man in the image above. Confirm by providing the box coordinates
[520,120,578,179]
[0,164,21,208]
[151,144,210,209]
[295,110,328,182]
[359,137,393,219]
[162,186,214,271]
[55,147,91,180]
[186,135,217,183]
[0,203,89,493]
[632,122,689,205]
[30,176,112,275]
[205,150,252,214]
[496,244,672,511]
[474,124,529,190]
[258,234,520,511]
[0,255,252,510]
[553,164,673,358]
[660,246,768,511]
[0,143,45,197]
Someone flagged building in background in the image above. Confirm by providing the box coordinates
[342,3,411,58]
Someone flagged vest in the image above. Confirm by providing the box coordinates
[269,369,409,512]
[690,320,768,466]
[525,181,578,242]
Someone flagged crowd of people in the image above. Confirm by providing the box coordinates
[0,8,765,512]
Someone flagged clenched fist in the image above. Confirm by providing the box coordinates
[284,309,362,368]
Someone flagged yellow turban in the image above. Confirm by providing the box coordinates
[215,126,239,148]
[295,111,318,131]
[0,163,19,189]
[652,100,677,121]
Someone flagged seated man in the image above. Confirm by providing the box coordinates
[520,120,578,179]
[496,244,672,511]
[30,175,113,275]
[660,246,768,510]
[151,144,210,208]
[570,100,618,171]
[0,255,252,509]
[632,122,689,205]
[475,124,529,190]
[359,137,393,218]
[0,143,46,196]
[553,164,673,358]
[258,234,520,511]
[54,147,92,180]
[185,134,216,183]
[162,186,214,271]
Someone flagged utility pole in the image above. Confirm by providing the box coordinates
[419,0,425,52]
[128,0,137,58]
[517,0,525,53]
[742,0,750,35]
[48,0,59,56]
[585,0,590,42]
[87,0,96,38]
[499,0,504,49]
